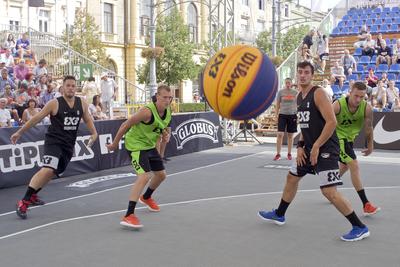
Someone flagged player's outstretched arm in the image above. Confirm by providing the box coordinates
[362,104,374,156]
[10,99,57,144]
[106,107,152,151]
[81,100,98,147]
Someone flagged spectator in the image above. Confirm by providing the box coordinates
[372,80,387,108]
[21,98,40,124]
[386,80,399,108]
[361,34,375,57]
[316,31,329,73]
[35,74,48,94]
[46,73,53,84]
[375,33,384,50]
[32,59,47,78]
[89,95,107,120]
[380,72,389,87]
[23,73,35,88]
[354,25,369,48]
[0,68,16,93]
[82,77,99,102]
[0,98,11,127]
[0,84,19,122]
[340,49,357,76]
[13,59,30,82]
[392,97,400,111]
[391,39,400,65]
[16,33,36,63]
[27,84,40,102]
[364,78,373,100]
[100,72,118,118]
[376,39,392,67]
[366,68,378,88]
[54,85,63,98]
[322,79,334,101]
[1,49,15,73]
[2,34,16,54]
[39,82,55,107]
[299,44,313,63]
[193,93,200,103]
[303,29,315,49]
[331,60,346,87]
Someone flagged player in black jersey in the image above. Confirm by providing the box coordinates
[258,62,369,242]
[11,75,98,219]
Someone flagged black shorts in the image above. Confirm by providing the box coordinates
[278,114,297,133]
[289,149,342,188]
[42,144,74,176]
[339,139,357,164]
[129,148,165,174]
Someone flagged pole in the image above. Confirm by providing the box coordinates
[148,0,158,98]
[272,0,276,57]
[67,1,72,75]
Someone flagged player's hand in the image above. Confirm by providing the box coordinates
[87,133,98,147]
[106,142,118,152]
[296,147,307,166]
[162,129,171,142]
[362,146,373,156]
[310,145,319,166]
[10,132,21,145]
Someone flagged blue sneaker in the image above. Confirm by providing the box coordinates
[341,226,370,242]
[258,209,285,225]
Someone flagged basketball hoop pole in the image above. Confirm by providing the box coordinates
[228,120,262,144]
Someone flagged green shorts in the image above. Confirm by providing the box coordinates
[129,148,165,174]
[339,139,356,164]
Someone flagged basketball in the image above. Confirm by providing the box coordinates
[202,45,278,120]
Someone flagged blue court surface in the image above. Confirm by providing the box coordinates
[0,143,399,267]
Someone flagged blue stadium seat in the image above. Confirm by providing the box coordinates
[387,73,397,81]
[359,56,371,65]
[392,39,398,45]
[376,73,382,80]
[384,18,393,24]
[389,64,400,74]
[366,18,374,26]
[371,55,377,63]
[375,18,383,24]
[346,21,354,27]
[341,27,350,35]
[354,47,362,56]
[350,14,359,20]
[353,64,364,74]
[390,24,399,33]
[395,17,400,24]
[377,64,389,73]
[372,8,381,13]
[370,25,379,33]
[342,15,350,21]
[392,7,400,13]
[347,74,359,81]
[383,7,391,13]
[342,85,350,94]
[369,13,377,19]
[366,64,376,72]
[338,21,346,28]
[351,26,359,34]
[355,20,364,27]
[380,24,390,33]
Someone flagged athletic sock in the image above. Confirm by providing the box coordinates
[35,188,42,194]
[357,189,369,206]
[125,201,137,217]
[275,199,290,217]
[142,187,155,200]
[345,211,366,228]
[23,186,36,201]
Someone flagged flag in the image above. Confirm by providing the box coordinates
[28,0,45,7]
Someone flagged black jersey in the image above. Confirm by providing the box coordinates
[297,86,339,154]
[45,96,83,148]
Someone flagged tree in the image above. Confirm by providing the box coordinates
[62,9,108,66]
[137,8,200,85]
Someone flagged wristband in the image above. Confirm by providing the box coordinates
[297,140,305,149]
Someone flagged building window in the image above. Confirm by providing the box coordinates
[242,0,249,6]
[187,3,198,43]
[285,4,289,17]
[104,3,113,33]
[9,6,21,31]
[140,16,150,36]
[258,0,264,10]
[38,10,50,33]
[9,20,20,31]
[240,17,249,31]
[256,19,265,33]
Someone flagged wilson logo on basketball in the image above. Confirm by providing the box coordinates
[223,52,257,98]
[171,119,219,150]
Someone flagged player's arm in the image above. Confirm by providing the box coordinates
[106,107,152,151]
[311,87,338,165]
[10,99,57,144]
[81,100,98,147]
[296,133,307,166]
[275,93,281,116]
[362,104,374,156]
[332,99,341,115]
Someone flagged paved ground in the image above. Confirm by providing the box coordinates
[0,142,399,267]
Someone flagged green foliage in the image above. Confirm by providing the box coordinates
[137,8,200,86]
[178,103,210,112]
[255,25,310,65]
[62,9,108,66]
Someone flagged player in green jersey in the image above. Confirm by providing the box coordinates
[333,81,380,216]
[107,85,173,228]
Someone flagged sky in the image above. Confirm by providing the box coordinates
[298,0,343,12]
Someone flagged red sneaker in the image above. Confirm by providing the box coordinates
[30,194,45,206]
[139,196,160,212]
[287,153,292,160]
[273,154,281,161]
[363,202,381,216]
[120,214,143,229]
[16,200,31,219]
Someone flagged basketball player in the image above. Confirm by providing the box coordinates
[152,94,171,162]
[274,77,298,161]
[106,85,172,228]
[11,75,98,219]
[333,81,380,215]
[258,62,369,242]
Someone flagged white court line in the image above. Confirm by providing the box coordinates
[0,150,269,218]
[1,185,399,241]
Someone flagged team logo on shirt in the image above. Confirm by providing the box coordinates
[64,117,80,130]
[172,119,219,150]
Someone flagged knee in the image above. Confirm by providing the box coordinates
[155,172,167,182]
[286,174,299,187]
[136,174,152,184]
[277,132,284,138]
[321,187,338,201]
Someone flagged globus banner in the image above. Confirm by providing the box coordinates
[0,112,223,188]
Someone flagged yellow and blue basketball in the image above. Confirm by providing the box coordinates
[202,45,278,120]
